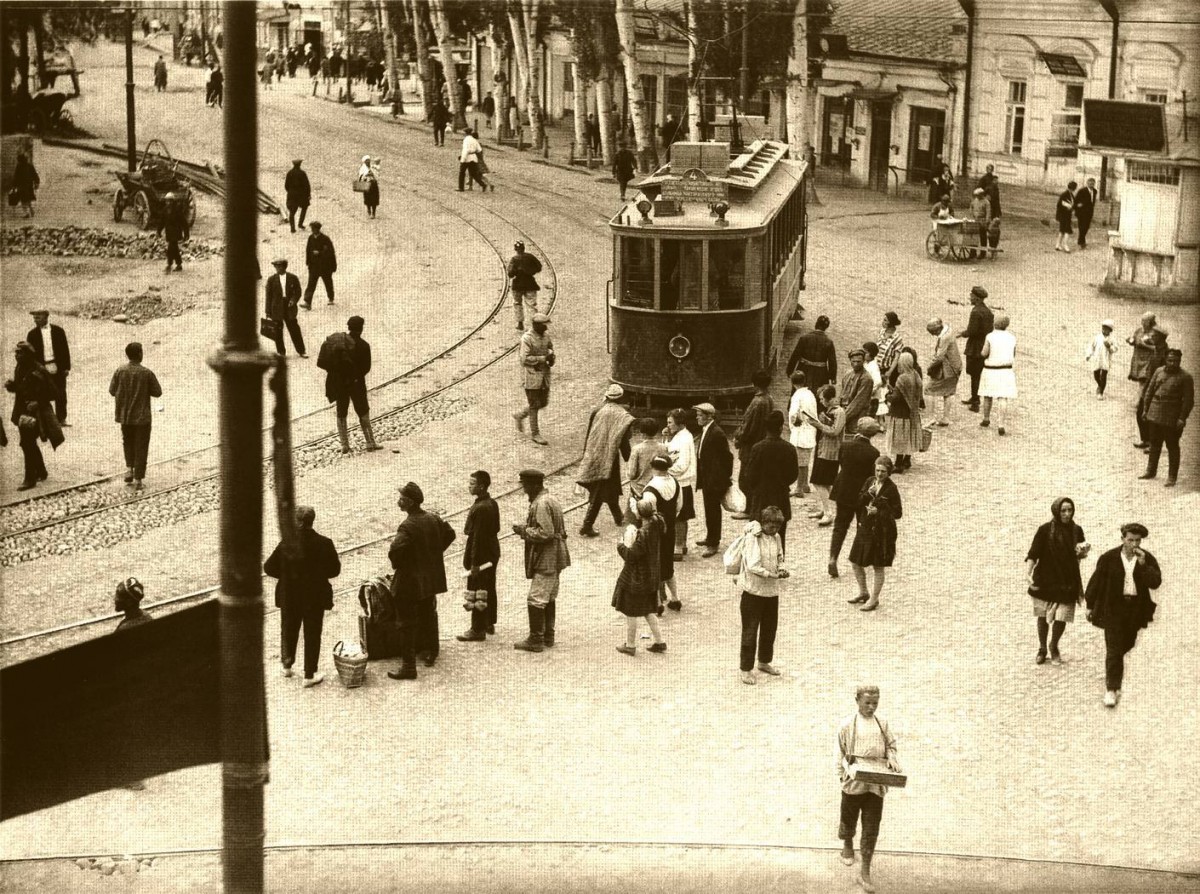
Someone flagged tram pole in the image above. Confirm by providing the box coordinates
[208,4,270,892]
[124,7,136,172]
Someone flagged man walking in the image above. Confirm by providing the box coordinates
[458,128,491,192]
[108,342,163,491]
[733,370,774,519]
[1138,348,1192,487]
[319,315,380,453]
[839,349,874,436]
[827,418,882,578]
[387,482,457,681]
[507,241,544,330]
[284,159,311,233]
[1074,177,1098,250]
[958,285,994,412]
[693,402,733,557]
[512,469,571,653]
[303,221,337,307]
[577,384,634,537]
[265,258,307,357]
[264,506,341,688]
[513,313,554,446]
[838,685,901,894]
[431,99,449,146]
[786,314,838,390]
[26,310,70,426]
[157,194,188,273]
[457,470,501,642]
[153,55,168,92]
[613,141,637,203]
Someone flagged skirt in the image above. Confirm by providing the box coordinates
[885,415,924,456]
[612,582,660,618]
[810,457,840,487]
[924,370,960,398]
[979,367,1017,399]
[677,485,696,522]
[1031,597,1076,623]
[848,522,896,568]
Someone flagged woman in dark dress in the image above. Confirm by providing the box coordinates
[11,152,40,218]
[644,454,680,613]
[848,456,902,612]
[613,496,667,655]
[358,156,380,218]
[5,341,60,490]
[1024,496,1089,665]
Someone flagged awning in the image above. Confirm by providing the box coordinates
[1039,52,1086,78]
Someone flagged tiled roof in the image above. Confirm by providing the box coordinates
[829,0,967,65]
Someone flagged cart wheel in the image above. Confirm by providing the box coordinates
[925,231,944,260]
[948,245,962,261]
[132,192,151,230]
[185,193,197,227]
[113,188,126,223]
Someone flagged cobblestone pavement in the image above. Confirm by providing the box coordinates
[1,39,1197,885]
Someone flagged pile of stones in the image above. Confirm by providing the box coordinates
[1,225,222,261]
[71,285,206,324]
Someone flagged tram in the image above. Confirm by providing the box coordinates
[607,139,808,414]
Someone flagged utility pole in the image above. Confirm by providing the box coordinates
[209,4,270,892]
[125,7,136,172]
[345,0,353,103]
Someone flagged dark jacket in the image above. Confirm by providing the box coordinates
[265,271,302,320]
[463,495,501,569]
[786,329,837,386]
[613,148,637,181]
[264,527,342,610]
[321,332,371,402]
[25,324,71,373]
[961,303,995,359]
[1085,547,1161,631]
[1142,366,1194,427]
[389,509,456,602]
[695,421,733,493]
[735,392,774,454]
[1074,185,1097,221]
[507,252,542,292]
[830,436,880,505]
[1026,519,1085,604]
[431,102,449,127]
[6,361,57,439]
[855,475,902,536]
[12,158,39,203]
[109,362,162,426]
[743,433,799,521]
[284,167,311,205]
[1055,189,1075,224]
[157,203,189,243]
[305,232,337,274]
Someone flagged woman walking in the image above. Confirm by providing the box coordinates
[1054,181,1077,252]
[807,383,845,526]
[666,408,697,560]
[644,455,682,612]
[884,353,923,472]
[736,506,789,685]
[847,457,902,611]
[358,155,380,218]
[5,342,61,490]
[1025,497,1090,666]
[613,496,668,655]
[979,315,1017,435]
[10,152,40,218]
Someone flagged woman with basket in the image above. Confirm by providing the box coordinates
[847,457,903,612]
[357,155,380,219]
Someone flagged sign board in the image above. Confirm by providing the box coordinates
[1083,100,1167,153]
[854,125,868,136]
[661,169,729,204]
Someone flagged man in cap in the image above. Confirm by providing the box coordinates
[693,401,733,557]
[732,370,775,519]
[109,342,163,491]
[387,482,457,680]
[1138,348,1192,487]
[577,384,634,537]
[26,310,70,425]
[507,241,544,330]
[512,469,571,652]
[303,221,337,308]
[156,192,189,273]
[265,257,307,357]
[1085,522,1161,707]
[513,313,554,445]
[785,314,837,390]
[457,470,501,642]
[319,315,380,452]
[284,159,311,232]
[957,286,994,412]
[839,349,874,436]
[827,417,882,579]
[1134,324,1170,449]
[925,317,962,425]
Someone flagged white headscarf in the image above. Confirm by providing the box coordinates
[358,156,373,179]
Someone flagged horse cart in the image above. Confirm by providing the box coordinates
[112,140,197,230]
[925,218,1001,262]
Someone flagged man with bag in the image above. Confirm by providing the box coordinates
[318,315,380,453]
[264,257,306,357]
[577,384,634,538]
[693,402,733,558]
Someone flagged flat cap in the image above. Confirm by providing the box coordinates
[1100,319,1115,330]
[398,481,424,504]
[518,468,545,482]
[692,402,718,416]
[271,257,288,266]
[847,348,867,360]
[856,417,882,436]
[531,313,550,324]
[29,309,48,315]
[308,220,322,228]
[1120,522,1149,538]
[970,285,988,299]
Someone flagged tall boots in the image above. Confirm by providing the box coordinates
[336,416,351,454]
[543,601,556,647]
[359,414,382,451]
[513,604,545,652]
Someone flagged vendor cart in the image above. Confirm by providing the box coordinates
[926,218,1000,262]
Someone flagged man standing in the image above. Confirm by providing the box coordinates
[482,91,496,129]
[265,258,307,357]
[303,221,337,308]
[577,384,634,538]
[786,314,838,390]
[1138,348,1192,487]
[742,410,799,552]
[827,418,882,578]
[512,313,554,446]
[1074,177,1098,249]
[319,315,380,453]
[957,285,994,412]
[157,194,188,274]
[613,141,638,203]
[693,402,732,558]
[108,342,163,491]
[507,241,544,330]
[387,482,456,680]
[284,159,311,233]
[1085,522,1161,708]
[1126,312,1157,384]
[733,371,775,519]
[839,349,874,436]
[431,99,449,146]
[512,469,571,653]
[263,506,341,688]
[457,470,501,642]
[26,310,70,426]
[587,112,601,154]
[153,55,168,91]
[1134,324,1170,449]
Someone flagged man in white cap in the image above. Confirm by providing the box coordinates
[693,401,733,557]
[513,313,554,445]
[1085,319,1117,399]
[577,384,634,537]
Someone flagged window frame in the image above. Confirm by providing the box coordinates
[1004,79,1027,155]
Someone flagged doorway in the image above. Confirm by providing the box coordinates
[821,97,853,170]
[868,100,893,192]
[906,106,946,185]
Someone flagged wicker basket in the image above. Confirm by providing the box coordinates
[332,641,368,688]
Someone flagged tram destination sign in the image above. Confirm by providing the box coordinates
[1083,100,1166,152]
[661,169,729,204]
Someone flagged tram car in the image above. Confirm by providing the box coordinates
[607,139,808,414]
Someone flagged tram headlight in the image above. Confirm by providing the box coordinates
[668,334,691,360]
[713,201,730,227]
[636,199,653,227]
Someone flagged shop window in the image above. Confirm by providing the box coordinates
[1141,90,1168,104]
[621,237,655,307]
[1004,80,1026,155]
[1127,162,1180,185]
[708,241,746,309]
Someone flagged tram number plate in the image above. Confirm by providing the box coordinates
[662,169,729,205]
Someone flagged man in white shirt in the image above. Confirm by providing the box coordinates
[788,370,818,496]
[457,128,493,192]
[26,310,71,425]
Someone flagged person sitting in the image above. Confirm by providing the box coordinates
[929,194,954,231]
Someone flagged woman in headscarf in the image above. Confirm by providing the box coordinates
[884,353,924,472]
[807,383,845,527]
[612,495,667,655]
[358,155,380,218]
[5,341,61,490]
[1025,497,1089,666]
[644,454,681,612]
[847,456,902,612]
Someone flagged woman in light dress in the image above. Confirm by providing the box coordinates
[665,408,697,560]
[979,315,1017,435]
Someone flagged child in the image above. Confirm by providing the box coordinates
[626,416,663,499]
[737,506,789,685]
[115,577,153,630]
[612,496,667,656]
[1085,319,1118,399]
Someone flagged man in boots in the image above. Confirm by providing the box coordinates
[512,469,570,652]
[457,470,501,642]
[284,159,311,233]
[320,315,381,453]
[577,384,633,538]
[513,313,554,446]
[387,482,456,680]
[957,286,994,412]
[1138,348,1192,487]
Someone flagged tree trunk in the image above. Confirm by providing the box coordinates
[786,0,811,156]
[570,56,587,158]
[32,14,47,90]
[506,7,530,127]
[430,0,466,130]
[614,0,653,171]
[686,2,701,144]
[593,56,615,167]
[379,0,402,113]
[410,0,433,120]
[492,28,512,138]
[522,0,545,148]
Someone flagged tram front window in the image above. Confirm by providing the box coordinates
[660,240,702,310]
[621,237,654,307]
[708,241,746,309]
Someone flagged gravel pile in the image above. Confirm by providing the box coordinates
[1,225,223,261]
[71,286,208,323]
[0,394,471,567]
